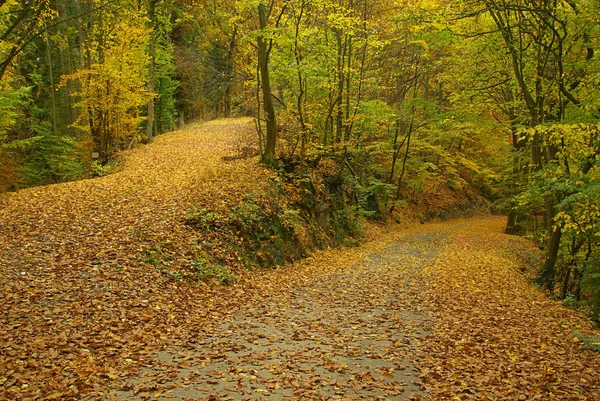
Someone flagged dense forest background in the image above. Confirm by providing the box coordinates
[1,0,599,315]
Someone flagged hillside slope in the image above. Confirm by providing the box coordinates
[0,119,277,399]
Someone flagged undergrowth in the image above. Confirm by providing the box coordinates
[193,259,237,285]
[183,151,392,283]
[573,332,600,353]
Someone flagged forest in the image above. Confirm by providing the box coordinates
[2,0,599,315]
[2,0,600,399]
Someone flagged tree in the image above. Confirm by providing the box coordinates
[257,1,279,165]
[171,0,240,120]
[0,0,54,80]
[443,0,598,290]
[63,2,152,162]
[146,0,158,139]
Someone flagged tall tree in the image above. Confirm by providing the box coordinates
[63,1,152,162]
[257,1,279,165]
[146,0,158,139]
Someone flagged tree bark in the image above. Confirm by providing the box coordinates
[146,0,157,139]
[224,27,237,118]
[258,3,277,165]
[505,211,521,234]
[505,125,523,234]
[538,222,562,291]
[389,129,411,214]
[44,32,58,137]
[334,29,346,144]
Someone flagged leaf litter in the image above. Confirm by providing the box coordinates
[0,119,599,400]
[417,218,600,400]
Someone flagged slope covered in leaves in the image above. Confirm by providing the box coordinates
[0,118,277,400]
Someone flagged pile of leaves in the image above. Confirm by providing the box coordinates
[0,117,386,400]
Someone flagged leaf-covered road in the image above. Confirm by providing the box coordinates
[111,230,442,400]
[108,218,600,401]
[0,119,277,400]
[1,119,600,400]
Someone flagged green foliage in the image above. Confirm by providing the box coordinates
[331,205,362,246]
[281,208,302,231]
[89,160,118,178]
[154,54,178,133]
[0,84,31,140]
[358,178,395,219]
[506,123,600,315]
[0,136,42,153]
[22,137,83,186]
[0,120,85,189]
[573,332,600,353]
[1,0,181,192]
[230,198,265,233]
[153,3,178,133]
[186,193,311,269]
[193,259,237,285]
[186,206,225,230]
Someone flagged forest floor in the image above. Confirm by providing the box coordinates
[1,119,600,400]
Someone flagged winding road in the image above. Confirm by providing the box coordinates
[1,119,599,401]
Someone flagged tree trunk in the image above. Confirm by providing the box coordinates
[178,111,185,130]
[343,34,352,141]
[146,0,157,139]
[334,29,345,144]
[389,129,411,214]
[258,3,277,165]
[44,33,58,137]
[505,211,520,234]
[58,2,76,135]
[388,119,402,183]
[505,125,522,234]
[561,267,571,299]
[538,222,562,291]
[224,27,237,118]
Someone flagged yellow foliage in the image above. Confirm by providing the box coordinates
[62,10,152,159]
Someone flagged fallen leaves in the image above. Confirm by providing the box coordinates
[98,222,437,400]
[0,119,274,400]
[1,118,599,400]
[416,217,600,400]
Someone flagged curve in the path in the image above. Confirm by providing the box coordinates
[111,231,447,400]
